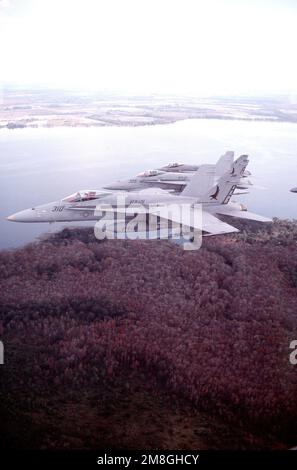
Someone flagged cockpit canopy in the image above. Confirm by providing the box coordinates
[137,169,163,178]
[62,190,109,203]
[166,163,181,168]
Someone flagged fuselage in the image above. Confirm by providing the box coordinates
[158,163,200,172]
[104,170,192,191]
[6,191,195,223]
[7,188,246,224]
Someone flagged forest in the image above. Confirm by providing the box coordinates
[0,218,297,449]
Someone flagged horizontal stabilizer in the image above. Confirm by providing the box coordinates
[233,191,250,196]
[215,208,272,222]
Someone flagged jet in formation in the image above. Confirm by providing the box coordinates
[7,153,271,239]
[104,151,252,193]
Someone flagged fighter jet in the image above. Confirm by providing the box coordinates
[7,156,271,238]
[104,151,249,193]
[157,151,235,173]
[158,162,199,172]
[103,169,192,192]
[103,151,235,193]
[290,187,297,193]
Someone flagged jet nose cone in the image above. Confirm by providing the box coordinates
[6,209,36,222]
[6,213,17,222]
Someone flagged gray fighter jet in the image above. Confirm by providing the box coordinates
[158,162,199,172]
[103,169,191,192]
[104,151,251,193]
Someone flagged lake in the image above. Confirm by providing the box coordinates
[0,119,297,250]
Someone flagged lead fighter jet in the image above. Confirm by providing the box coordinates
[7,155,271,237]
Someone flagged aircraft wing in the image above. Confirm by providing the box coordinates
[215,208,272,222]
[153,206,239,235]
[201,211,239,235]
[67,203,239,235]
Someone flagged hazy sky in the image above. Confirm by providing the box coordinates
[0,0,297,95]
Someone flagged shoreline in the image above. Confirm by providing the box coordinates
[1,90,297,129]
[1,114,297,131]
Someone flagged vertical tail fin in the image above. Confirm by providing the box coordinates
[200,155,249,204]
[181,164,215,197]
[215,151,234,178]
